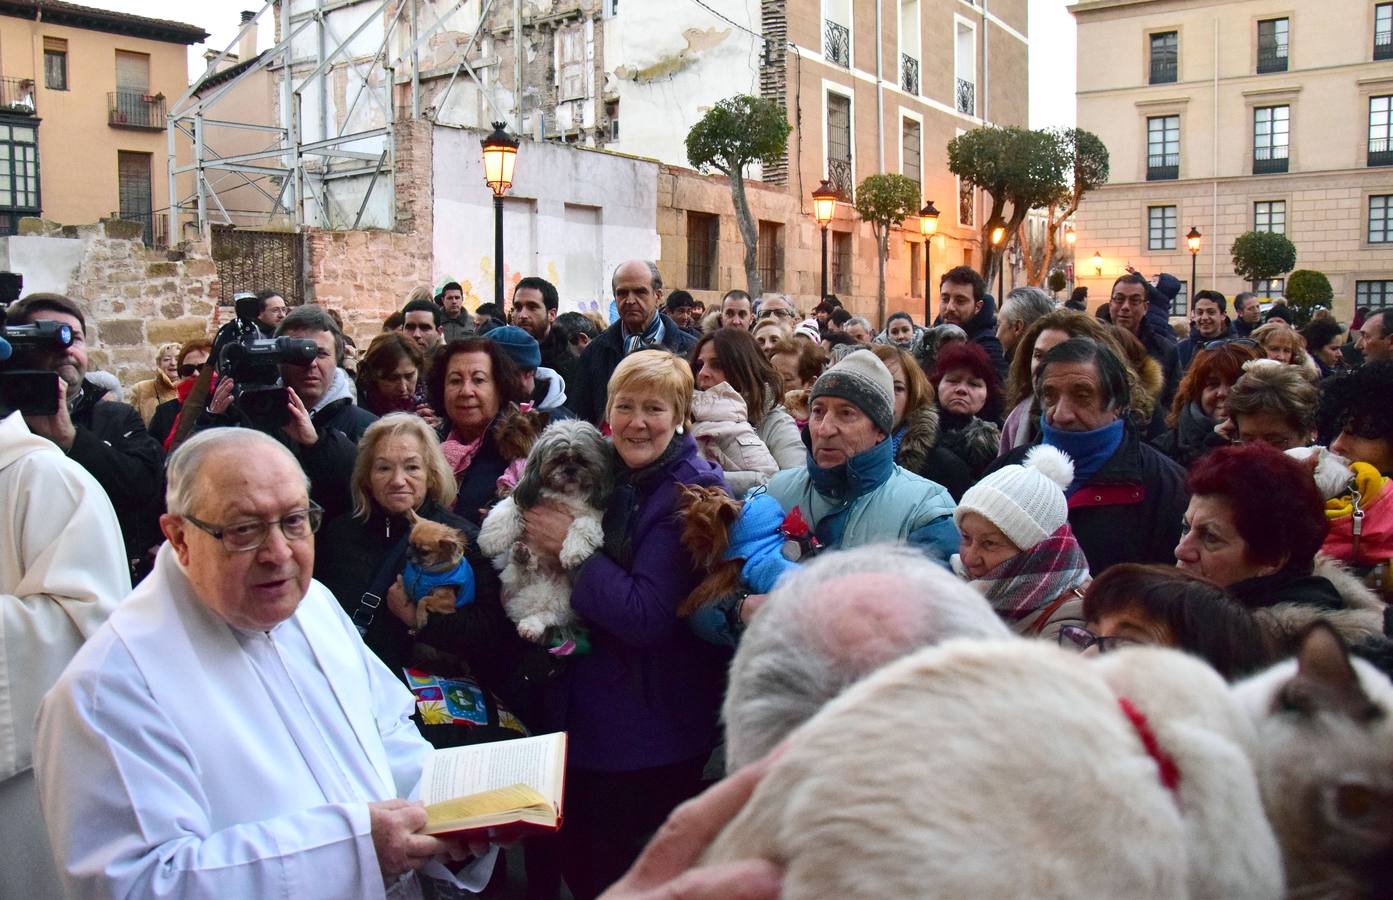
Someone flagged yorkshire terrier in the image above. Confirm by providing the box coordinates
[401,518,475,631]
[679,485,800,617]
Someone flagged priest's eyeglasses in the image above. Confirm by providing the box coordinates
[182,502,324,552]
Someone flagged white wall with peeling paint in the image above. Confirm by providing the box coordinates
[603,0,763,170]
[432,124,660,314]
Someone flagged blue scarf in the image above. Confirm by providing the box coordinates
[807,434,896,502]
[1040,416,1124,495]
[623,312,665,356]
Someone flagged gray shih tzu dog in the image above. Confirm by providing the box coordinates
[478,419,613,643]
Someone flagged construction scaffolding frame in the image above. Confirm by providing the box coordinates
[167,0,509,243]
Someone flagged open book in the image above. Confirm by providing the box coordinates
[420,732,567,840]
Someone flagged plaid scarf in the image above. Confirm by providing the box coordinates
[959,524,1091,624]
[623,312,665,356]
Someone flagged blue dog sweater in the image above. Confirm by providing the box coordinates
[402,557,476,607]
[725,493,800,595]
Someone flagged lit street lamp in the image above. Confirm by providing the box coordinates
[1092,251,1103,278]
[989,220,1006,301]
[1064,223,1076,247]
[482,122,519,307]
[1186,226,1202,297]
[919,200,939,324]
[812,180,838,302]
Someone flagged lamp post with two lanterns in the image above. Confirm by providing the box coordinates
[481,122,519,307]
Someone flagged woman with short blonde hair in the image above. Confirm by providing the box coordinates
[605,347,695,426]
[129,341,184,424]
[1252,321,1318,379]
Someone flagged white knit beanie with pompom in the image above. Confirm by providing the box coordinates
[954,445,1075,551]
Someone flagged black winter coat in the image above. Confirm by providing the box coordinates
[569,312,698,424]
[445,422,511,526]
[962,295,1008,382]
[67,380,165,572]
[990,421,1190,574]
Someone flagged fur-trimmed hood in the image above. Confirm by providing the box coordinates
[1250,555,1387,653]
[893,404,941,474]
[1132,353,1164,424]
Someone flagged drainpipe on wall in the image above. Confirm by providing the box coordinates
[876,0,884,171]
[981,0,989,124]
[1211,17,1220,290]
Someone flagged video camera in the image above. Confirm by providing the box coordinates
[211,291,318,429]
[0,271,72,416]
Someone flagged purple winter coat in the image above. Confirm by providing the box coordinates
[554,433,730,772]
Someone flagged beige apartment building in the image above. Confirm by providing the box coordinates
[0,0,205,244]
[1071,0,1393,319]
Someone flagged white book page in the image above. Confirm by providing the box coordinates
[421,733,564,807]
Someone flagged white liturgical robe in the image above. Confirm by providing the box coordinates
[35,543,495,899]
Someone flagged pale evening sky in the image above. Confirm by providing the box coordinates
[104,0,1078,128]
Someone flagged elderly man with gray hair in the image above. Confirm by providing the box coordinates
[35,428,498,899]
[724,543,1010,769]
[995,286,1057,362]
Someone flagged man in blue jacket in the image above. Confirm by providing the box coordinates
[762,351,960,562]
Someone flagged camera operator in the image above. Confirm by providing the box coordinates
[7,294,165,576]
[205,305,375,519]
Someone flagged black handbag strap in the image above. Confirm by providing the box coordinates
[353,532,412,636]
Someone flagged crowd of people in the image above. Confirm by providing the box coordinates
[2,259,1392,899]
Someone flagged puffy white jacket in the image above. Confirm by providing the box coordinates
[690,382,779,494]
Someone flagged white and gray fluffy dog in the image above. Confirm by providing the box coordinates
[478,419,613,643]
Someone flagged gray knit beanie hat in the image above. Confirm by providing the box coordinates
[810,349,896,435]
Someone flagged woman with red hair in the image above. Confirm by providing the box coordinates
[929,342,1003,480]
[1152,342,1259,467]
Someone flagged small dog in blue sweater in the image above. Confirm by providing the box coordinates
[401,519,476,631]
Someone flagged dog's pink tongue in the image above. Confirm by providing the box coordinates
[549,640,578,657]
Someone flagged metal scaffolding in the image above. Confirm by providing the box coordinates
[166,0,507,242]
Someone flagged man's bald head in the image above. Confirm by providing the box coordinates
[722,544,1010,769]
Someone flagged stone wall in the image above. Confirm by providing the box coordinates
[5,218,220,388]
[304,118,435,346]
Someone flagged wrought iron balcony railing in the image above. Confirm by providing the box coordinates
[1369,137,1393,167]
[901,54,919,95]
[0,77,36,115]
[108,91,166,130]
[1257,45,1288,73]
[956,78,975,116]
[1376,28,1392,60]
[1149,57,1177,84]
[1253,145,1289,174]
[1146,153,1180,180]
[824,20,850,68]
[828,157,853,201]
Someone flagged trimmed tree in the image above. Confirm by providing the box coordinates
[948,127,1053,283]
[1025,127,1109,286]
[1285,269,1334,325]
[685,95,792,298]
[1230,230,1297,289]
[854,173,923,328]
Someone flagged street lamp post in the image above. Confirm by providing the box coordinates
[990,221,1006,301]
[1092,251,1103,278]
[919,200,939,324]
[1186,226,1202,297]
[812,180,838,302]
[481,122,519,307]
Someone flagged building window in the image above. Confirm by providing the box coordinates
[1149,31,1178,84]
[686,211,719,291]
[1257,18,1289,73]
[0,122,40,235]
[1255,278,1286,298]
[1370,95,1393,166]
[910,238,923,297]
[1375,3,1391,59]
[958,179,974,227]
[826,91,853,199]
[824,0,851,67]
[1255,200,1286,234]
[604,0,618,16]
[901,118,921,189]
[757,221,783,291]
[1146,115,1180,180]
[831,231,852,292]
[1370,194,1393,244]
[43,38,68,91]
[1171,281,1189,316]
[955,20,976,116]
[1254,106,1290,174]
[117,150,155,245]
[1148,205,1177,250]
[1356,279,1393,309]
[605,100,619,141]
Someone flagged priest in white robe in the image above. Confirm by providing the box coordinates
[1,409,130,900]
[35,427,496,899]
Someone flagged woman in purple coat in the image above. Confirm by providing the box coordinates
[523,350,730,899]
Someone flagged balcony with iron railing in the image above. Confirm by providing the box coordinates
[825,20,850,68]
[1146,153,1179,180]
[108,91,165,130]
[1149,57,1177,84]
[828,157,853,201]
[1253,145,1289,174]
[901,54,919,95]
[956,78,975,116]
[1257,45,1288,73]
[1370,137,1393,167]
[0,76,36,116]
[1377,28,1393,60]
